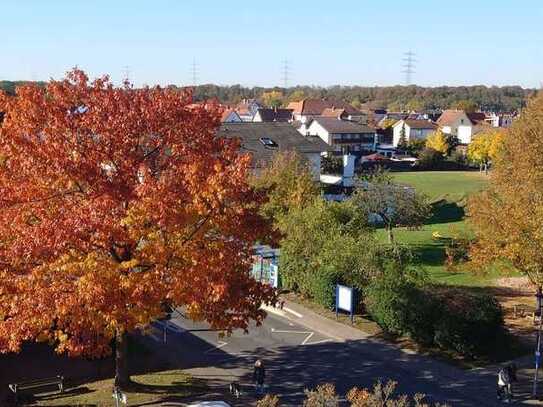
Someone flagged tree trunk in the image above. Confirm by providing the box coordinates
[114,328,130,389]
[484,162,489,175]
[387,225,394,244]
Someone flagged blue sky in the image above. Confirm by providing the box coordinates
[2,1,542,88]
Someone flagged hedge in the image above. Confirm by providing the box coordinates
[365,278,504,358]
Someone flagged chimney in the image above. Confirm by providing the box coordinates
[342,154,355,187]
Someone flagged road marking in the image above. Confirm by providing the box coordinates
[271,328,325,346]
[283,307,303,318]
[204,340,228,354]
[301,332,314,345]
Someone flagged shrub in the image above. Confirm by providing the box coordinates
[364,273,417,335]
[257,394,280,407]
[347,380,446,407]
[365,275,504,357]
[444,237,471,271]
[432,287,504,358]
[365,275,438,345]
[303,383,340,407]
[309,268,339,308]
[416,147,443,170]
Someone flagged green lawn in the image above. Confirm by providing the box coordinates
[31,370,206,406]
[381,171,512,286]
[392,171,488,203]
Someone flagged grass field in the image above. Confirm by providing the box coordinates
[31,369,206,406]
[380,171,512,286]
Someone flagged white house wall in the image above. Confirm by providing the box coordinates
[457,125,473,144]
[307,121,331,145]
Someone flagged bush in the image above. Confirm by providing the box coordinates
[347,380,446,407]
[444,237,471,271]
[365,274,438,345]
[309,269,339,308]
[303,383,340,407]
[365,275,504,357]
[365,274,415,334]
[432,287,504,358]
[257,394,280,407]
[416,147,444,170]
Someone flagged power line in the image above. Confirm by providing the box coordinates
[190,58,199,86]
[402,51,416,85]
[122,65,131,85]
[281,59,291,89]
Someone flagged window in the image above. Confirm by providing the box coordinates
[260,137,278,147]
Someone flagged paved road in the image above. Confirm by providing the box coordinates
[141,307,515,406]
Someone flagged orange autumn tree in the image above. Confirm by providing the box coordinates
[0,70,275,387]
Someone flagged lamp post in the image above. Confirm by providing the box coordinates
[533,287,543,397]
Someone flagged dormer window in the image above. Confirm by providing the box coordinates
[260,137,278,148]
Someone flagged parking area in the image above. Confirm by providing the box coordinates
[150,312,334,361]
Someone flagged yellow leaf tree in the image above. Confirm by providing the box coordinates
[261,90,284,108]
[468,93,543,287]
[425,130,448,155]
[467,128,506,174]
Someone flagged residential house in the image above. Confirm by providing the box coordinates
[392,119,438,147]
[235,99,263,122]
[306,117,377,155]
[437,110,491,144]
[485,112,515,128]
[217,122,329,179]
[252,108,293,122]
[221,108,242,123]
[287,98,365,123]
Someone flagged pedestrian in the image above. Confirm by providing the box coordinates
[253,359,265,395]
[497,366,511,403]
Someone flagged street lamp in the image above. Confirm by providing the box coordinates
[533,287,543,397]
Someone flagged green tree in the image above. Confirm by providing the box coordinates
[450,99,478,113]
[397,124,408,150]
[405,139,426,157]
[405,98,424,112]
[321,155,343,175]
[251,151,319,231]
[287,90,305,104]
[353,170,431,243]
[278,199,379,306]
[417,147,444,170]
[261,90,284,108]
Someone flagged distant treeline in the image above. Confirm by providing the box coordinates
[1,80,536,112]
[191,84,536,112]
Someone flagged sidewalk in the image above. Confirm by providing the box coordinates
[264,298,543,405]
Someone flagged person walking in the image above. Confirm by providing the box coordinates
[253,359,265,395]
[497,365,511,402]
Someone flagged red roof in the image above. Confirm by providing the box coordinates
[288,98,361,116]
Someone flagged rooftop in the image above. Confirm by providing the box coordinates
[402,119,438,130]
[218,122,329,168]
[255,108,293,122]
[313,117,375,134]
[288,98,361,116]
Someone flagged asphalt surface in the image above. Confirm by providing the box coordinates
[143,310,508,406]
